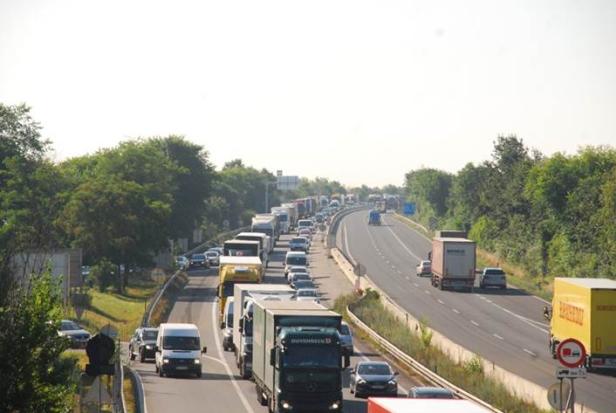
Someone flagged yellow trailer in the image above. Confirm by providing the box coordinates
[218,256,263,324]
[549,277,616,370]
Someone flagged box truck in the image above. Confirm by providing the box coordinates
[233,284,295,378]
[281,203,298,230]
[251,215,277,248]
[271,206,291,234]
[234,232,270,268]
[548,277,616,370]
[218,256,263,324]
[252,301,350,413]
[430,237,476,290]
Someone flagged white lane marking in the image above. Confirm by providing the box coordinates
[475,294,549,334]
[470,320,479,327]
[211,300,255,413]
[493,333,504,340]
[383,222,424,262]
[424,290,431,295]
[437,299,445,305]
[413,283,419,287]
[452,308,460,314]
[523,349,537,357]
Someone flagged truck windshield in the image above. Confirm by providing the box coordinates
[282,345,339,368]
[226,248,257,257]
[162,336,200,350]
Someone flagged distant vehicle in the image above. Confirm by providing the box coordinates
[286,265,308,275]
[205,250,220,267]
[368,210,381,225]
[58,320,91,349]
[339,321,354,356]
[296,219,313,234]
[548,277,616,371]
[479,267,506,289]
[350,361,398,398]
[210,246,224,256]
[155,323,206,378]
[189,253,209,269]
[129,327,159,362]
[289,237,309,252]
[408,386,455,399]
[288,271,311,284]
[416,260,431,277]
[291,279,316,290]
[284,251,308,277]
[298,228,312,240]
[175,256,189,270]
[295,288,320,303]
[222,297,234,351]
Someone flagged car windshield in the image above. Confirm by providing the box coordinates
[292,238,306,244]
[287,256,306,266]
[297,289,317,297]
[143,330,158,340]
[294,281,314,289]
[192,254,205,260]
[162,336,200,350]
[358,363,391,375]
[206,252,218,257]
[485,269,505,275]
[61,321,80,331]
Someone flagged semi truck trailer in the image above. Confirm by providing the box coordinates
[252,300,350,413]
[233,284,295,378]
[271,207,291,234]
[281,203,298,230]
[368,398,492,413]
[430,236,476,291]
[548,277,616,371]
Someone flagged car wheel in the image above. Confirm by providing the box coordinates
[196,370,202,378]
[129,346,136,360]
[139,348,146,363]
[155,363,159,373]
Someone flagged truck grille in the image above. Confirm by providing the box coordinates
[285,382,337,393]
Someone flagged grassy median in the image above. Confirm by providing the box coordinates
[335,291,549,413]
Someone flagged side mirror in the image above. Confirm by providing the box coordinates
[343,354,350,369]
[269,348,276,366]
[220,321,226,329]
[202,346,207,354]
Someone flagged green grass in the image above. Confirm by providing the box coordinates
[66,275,163,341]
[339,291,549,413]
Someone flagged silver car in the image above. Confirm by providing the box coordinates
[58,319,91,349]
[339,322,354,356]
[479,267,507,289]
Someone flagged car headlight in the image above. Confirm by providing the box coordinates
[388,379,397,385]
[194,358,200,364]
[281,401,292,410]
[145,345,153,350]
[329,401,341,410]
[357,379,366,385]
[163,358,170,364]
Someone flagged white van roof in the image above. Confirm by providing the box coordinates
[159,323,200,337]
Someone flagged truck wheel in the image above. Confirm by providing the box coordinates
[196,369,202,378]
[240,362,248,379]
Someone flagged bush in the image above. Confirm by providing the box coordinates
[91,258,116,292]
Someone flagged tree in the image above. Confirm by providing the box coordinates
[405,168,452,217]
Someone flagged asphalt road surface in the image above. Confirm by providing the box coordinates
[129,230,425,413]
[338,210,616,413]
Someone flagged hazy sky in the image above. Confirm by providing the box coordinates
[1,1,615,187]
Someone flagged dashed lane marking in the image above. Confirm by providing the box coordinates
[452,308,460,314]
[493,334,504,340]
[437,299,445,305]
[523,349,537,357]
[471,320,479,327]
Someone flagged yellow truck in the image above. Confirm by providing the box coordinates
[549,277,616,371]
[218,256,263,323]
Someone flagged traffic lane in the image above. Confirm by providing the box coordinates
[344,211,616,412]
[137,268,260,413]
[384,213,549,324]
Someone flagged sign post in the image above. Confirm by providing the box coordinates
[551,338,587,413]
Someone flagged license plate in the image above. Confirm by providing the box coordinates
[372,385,385,389]
[175,366,188,370]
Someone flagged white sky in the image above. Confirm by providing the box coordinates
[1,0,615,187]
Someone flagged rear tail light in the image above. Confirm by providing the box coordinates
[591,358,605,366]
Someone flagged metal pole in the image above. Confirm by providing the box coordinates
[265,182,269,213]
[559,378,564,413]
[569,378,575,413]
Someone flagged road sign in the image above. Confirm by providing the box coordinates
[556,338,586,368]
[547,381,571,411]
[403,202,416,215]
[276,175,299,191]
[556,367,587,379]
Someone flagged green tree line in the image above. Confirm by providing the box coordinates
[405,136,616,281]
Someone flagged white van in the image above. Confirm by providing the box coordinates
[155,323,206,378]
[222,297,234,351]
[284,251,308,278]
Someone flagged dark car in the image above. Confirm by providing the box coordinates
[129,327,159,362]
[350,361,398,398]
[58,319,91,349]
[189,253,209,269]
[339,322,354,356]
[291,279,316,290]
[408,386,455,399]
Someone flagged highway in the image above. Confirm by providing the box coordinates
[338,209,616,413]
[129,232,425,413]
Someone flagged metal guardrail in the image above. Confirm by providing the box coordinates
[125,365,147,413]
[346,301,503,413]
[112,354,126,413]
[142,269,181,327]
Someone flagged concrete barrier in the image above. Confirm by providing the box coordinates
[331,247,595,412]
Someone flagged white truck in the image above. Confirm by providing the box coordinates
[430,237,476,291]
[251,214,277,248]
[233,284,295,378]
[235,232,270,268]
[281,203,298,230]
[270,206,291,234]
